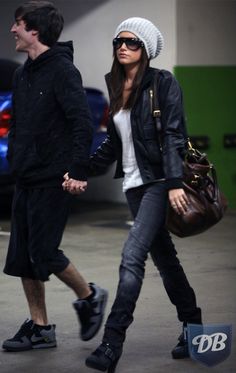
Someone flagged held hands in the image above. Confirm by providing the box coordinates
[62,172,87,195]
[168,188,189,215]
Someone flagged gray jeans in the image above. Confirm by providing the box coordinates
[104,182,201,345]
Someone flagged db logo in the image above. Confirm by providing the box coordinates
[192,333,227,353]
[187,324,232,367]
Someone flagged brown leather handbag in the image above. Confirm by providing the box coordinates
[166,141,228,237]
[151,70,228,237]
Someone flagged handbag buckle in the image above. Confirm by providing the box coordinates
[153,109,161,118]
[191,174,200,185]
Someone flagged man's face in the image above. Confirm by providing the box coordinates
[11,18,37,53]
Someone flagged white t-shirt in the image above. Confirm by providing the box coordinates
[113,109,143,192]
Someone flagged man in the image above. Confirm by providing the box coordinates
[2,1,108,352]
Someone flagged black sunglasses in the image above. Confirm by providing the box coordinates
[113,37,144,51]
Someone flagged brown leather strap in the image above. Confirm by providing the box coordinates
[151,69,162,132]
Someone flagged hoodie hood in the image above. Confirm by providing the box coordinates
[25,40,74,71]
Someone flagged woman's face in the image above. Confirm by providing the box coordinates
[115,31,143,67]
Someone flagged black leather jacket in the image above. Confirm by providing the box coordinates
[90,67,187,190]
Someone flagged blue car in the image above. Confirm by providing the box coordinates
[0,60,109,194]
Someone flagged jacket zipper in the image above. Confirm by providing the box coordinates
[149,89,153,115]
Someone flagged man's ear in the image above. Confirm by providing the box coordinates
[32,30,38,36]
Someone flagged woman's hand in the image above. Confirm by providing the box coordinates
[168,188,189,215]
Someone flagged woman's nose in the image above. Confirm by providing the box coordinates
[120,42,127,49]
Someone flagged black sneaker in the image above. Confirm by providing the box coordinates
[73,283,108,341]
[171,326,189,359]
[2,319,57,352]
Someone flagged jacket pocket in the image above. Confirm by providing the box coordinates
[35,133,55,164]
[143,123,162,163]
[11,140,43,176]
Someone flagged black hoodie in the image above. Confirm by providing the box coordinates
[7,41,93,187]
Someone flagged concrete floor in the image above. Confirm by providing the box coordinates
[0,200,235,373]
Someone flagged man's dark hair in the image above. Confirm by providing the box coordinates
[15,1,64,47]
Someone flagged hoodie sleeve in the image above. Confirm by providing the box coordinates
[7,68,21,162]
[54,64,93,180]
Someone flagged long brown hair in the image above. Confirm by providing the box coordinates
[109,48,149,114]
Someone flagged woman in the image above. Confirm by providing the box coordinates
[65,17,202,373]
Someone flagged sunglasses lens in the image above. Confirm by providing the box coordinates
[113,38,122,49]
[113,38,143,51]
[125,40,140,50]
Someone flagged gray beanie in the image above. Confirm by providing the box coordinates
[114,17,164,59]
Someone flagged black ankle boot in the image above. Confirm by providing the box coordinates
[171,326,189,359]
[85,342,122,372]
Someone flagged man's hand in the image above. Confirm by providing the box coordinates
[168,188,189,215]
[62,173,87,195]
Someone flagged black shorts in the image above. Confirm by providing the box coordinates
[4,186,72,281]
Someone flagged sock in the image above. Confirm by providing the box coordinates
[35,323,51,330]
[83,286,95,302]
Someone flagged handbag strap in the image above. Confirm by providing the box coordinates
[150,69,163,151]
[150,69,162,132]
[151,70,190,145]
[150,71,223,205]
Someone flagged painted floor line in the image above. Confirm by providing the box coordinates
[0,231,10,236]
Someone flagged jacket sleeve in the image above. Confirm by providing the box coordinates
[54,65,93,180]
[89,124,117,176]
[159,70,187,190]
